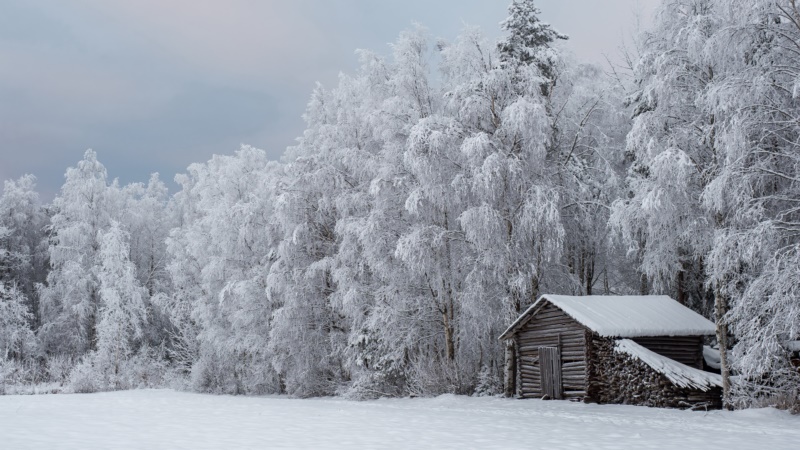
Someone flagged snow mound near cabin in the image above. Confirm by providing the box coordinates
[615,339,722,391]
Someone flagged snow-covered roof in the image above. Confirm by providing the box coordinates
[616,339,722,391]
[500,294,716,339]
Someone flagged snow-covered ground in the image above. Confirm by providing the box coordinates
[0,390,797,449]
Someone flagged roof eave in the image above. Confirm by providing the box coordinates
[497,296,547,341]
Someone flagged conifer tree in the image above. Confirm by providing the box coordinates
[498,0,568,95]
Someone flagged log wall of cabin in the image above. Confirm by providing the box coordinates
[632,336,704,369]
[516,301,587,399]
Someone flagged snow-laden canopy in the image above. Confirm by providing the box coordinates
[615,339,722,391]
[500,294,716,339]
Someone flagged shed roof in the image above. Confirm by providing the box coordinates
[499,294,716,340]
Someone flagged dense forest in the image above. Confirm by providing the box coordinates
[1,0,798,411]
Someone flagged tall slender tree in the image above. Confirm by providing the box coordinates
[39,150,110,356]
[94,222,147,387]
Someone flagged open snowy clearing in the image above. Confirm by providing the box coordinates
[0,390,797,449]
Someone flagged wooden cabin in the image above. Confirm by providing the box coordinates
[499,295,722,409]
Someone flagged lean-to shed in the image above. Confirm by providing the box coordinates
[499,295,722,409]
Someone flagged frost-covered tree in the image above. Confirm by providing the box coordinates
[93,222,147,385]
[498,0,568,96]
[271,26,473,396]
[39,150,111,356]
[609,0,734,401]
[110,174,174,348]
[167,146,283,394]
[112,174,172,297]
[0,283,37,361]
[611,0,800,410]
[700,0,800,409]
[270,81,364,396]
[555,63,630,297]
[439,3,570,394]
[610,0,720,308]
[0,175,49,327]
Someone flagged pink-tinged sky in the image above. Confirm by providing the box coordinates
[0,0,658,198]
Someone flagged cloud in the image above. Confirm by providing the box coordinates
[0,0,660,201]
[537,0,658,65]
[72,0,334,88]
[0,42,171,123]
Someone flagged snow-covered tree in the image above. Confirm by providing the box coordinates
[700,0,800,409]
[0,283,37,361]
[0,175,49,327]
[110,174,174,348]
[39,150,111,356]
[555,63,630,297]
[498,0,568,96]
[610,0,720,307]
[93,222,147,384]
[270,83,361,396]
[611,0,800,410]
[438,2,573,394]
[167,146,283,394]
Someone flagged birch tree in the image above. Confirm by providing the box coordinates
[39,150,111,356]
[0,175,49,328]
[438,1,569,395]
[701,0,800,409]
[167,146,283,394]
[0,283,37,362]
[93,222,147,387]
[610,0,720,310]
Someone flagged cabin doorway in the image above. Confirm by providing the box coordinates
[538,346,562,399]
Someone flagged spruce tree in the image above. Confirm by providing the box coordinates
[497,0,567,95]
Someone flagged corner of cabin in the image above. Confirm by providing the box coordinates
[514,300,590,400]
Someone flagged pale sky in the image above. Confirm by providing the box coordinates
[0,0,658,198]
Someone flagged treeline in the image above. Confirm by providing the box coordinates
[0,0,798,410]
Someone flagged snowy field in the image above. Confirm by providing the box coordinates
[0,390,797,449]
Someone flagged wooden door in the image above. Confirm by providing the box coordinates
[538,346,562,399]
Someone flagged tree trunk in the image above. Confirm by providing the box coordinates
[715,287,732,409]
[504,339,516,397]
[585,249,594,295]
[677,270,686,305]
[639,272,648,295]
[88,288,98,352]
[442,308,455,361]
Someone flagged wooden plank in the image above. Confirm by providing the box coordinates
[518,337,584,346]
[518,333,584,342]
[520,344,579,353]
[522,316,583,326]
[563,361,585,369]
